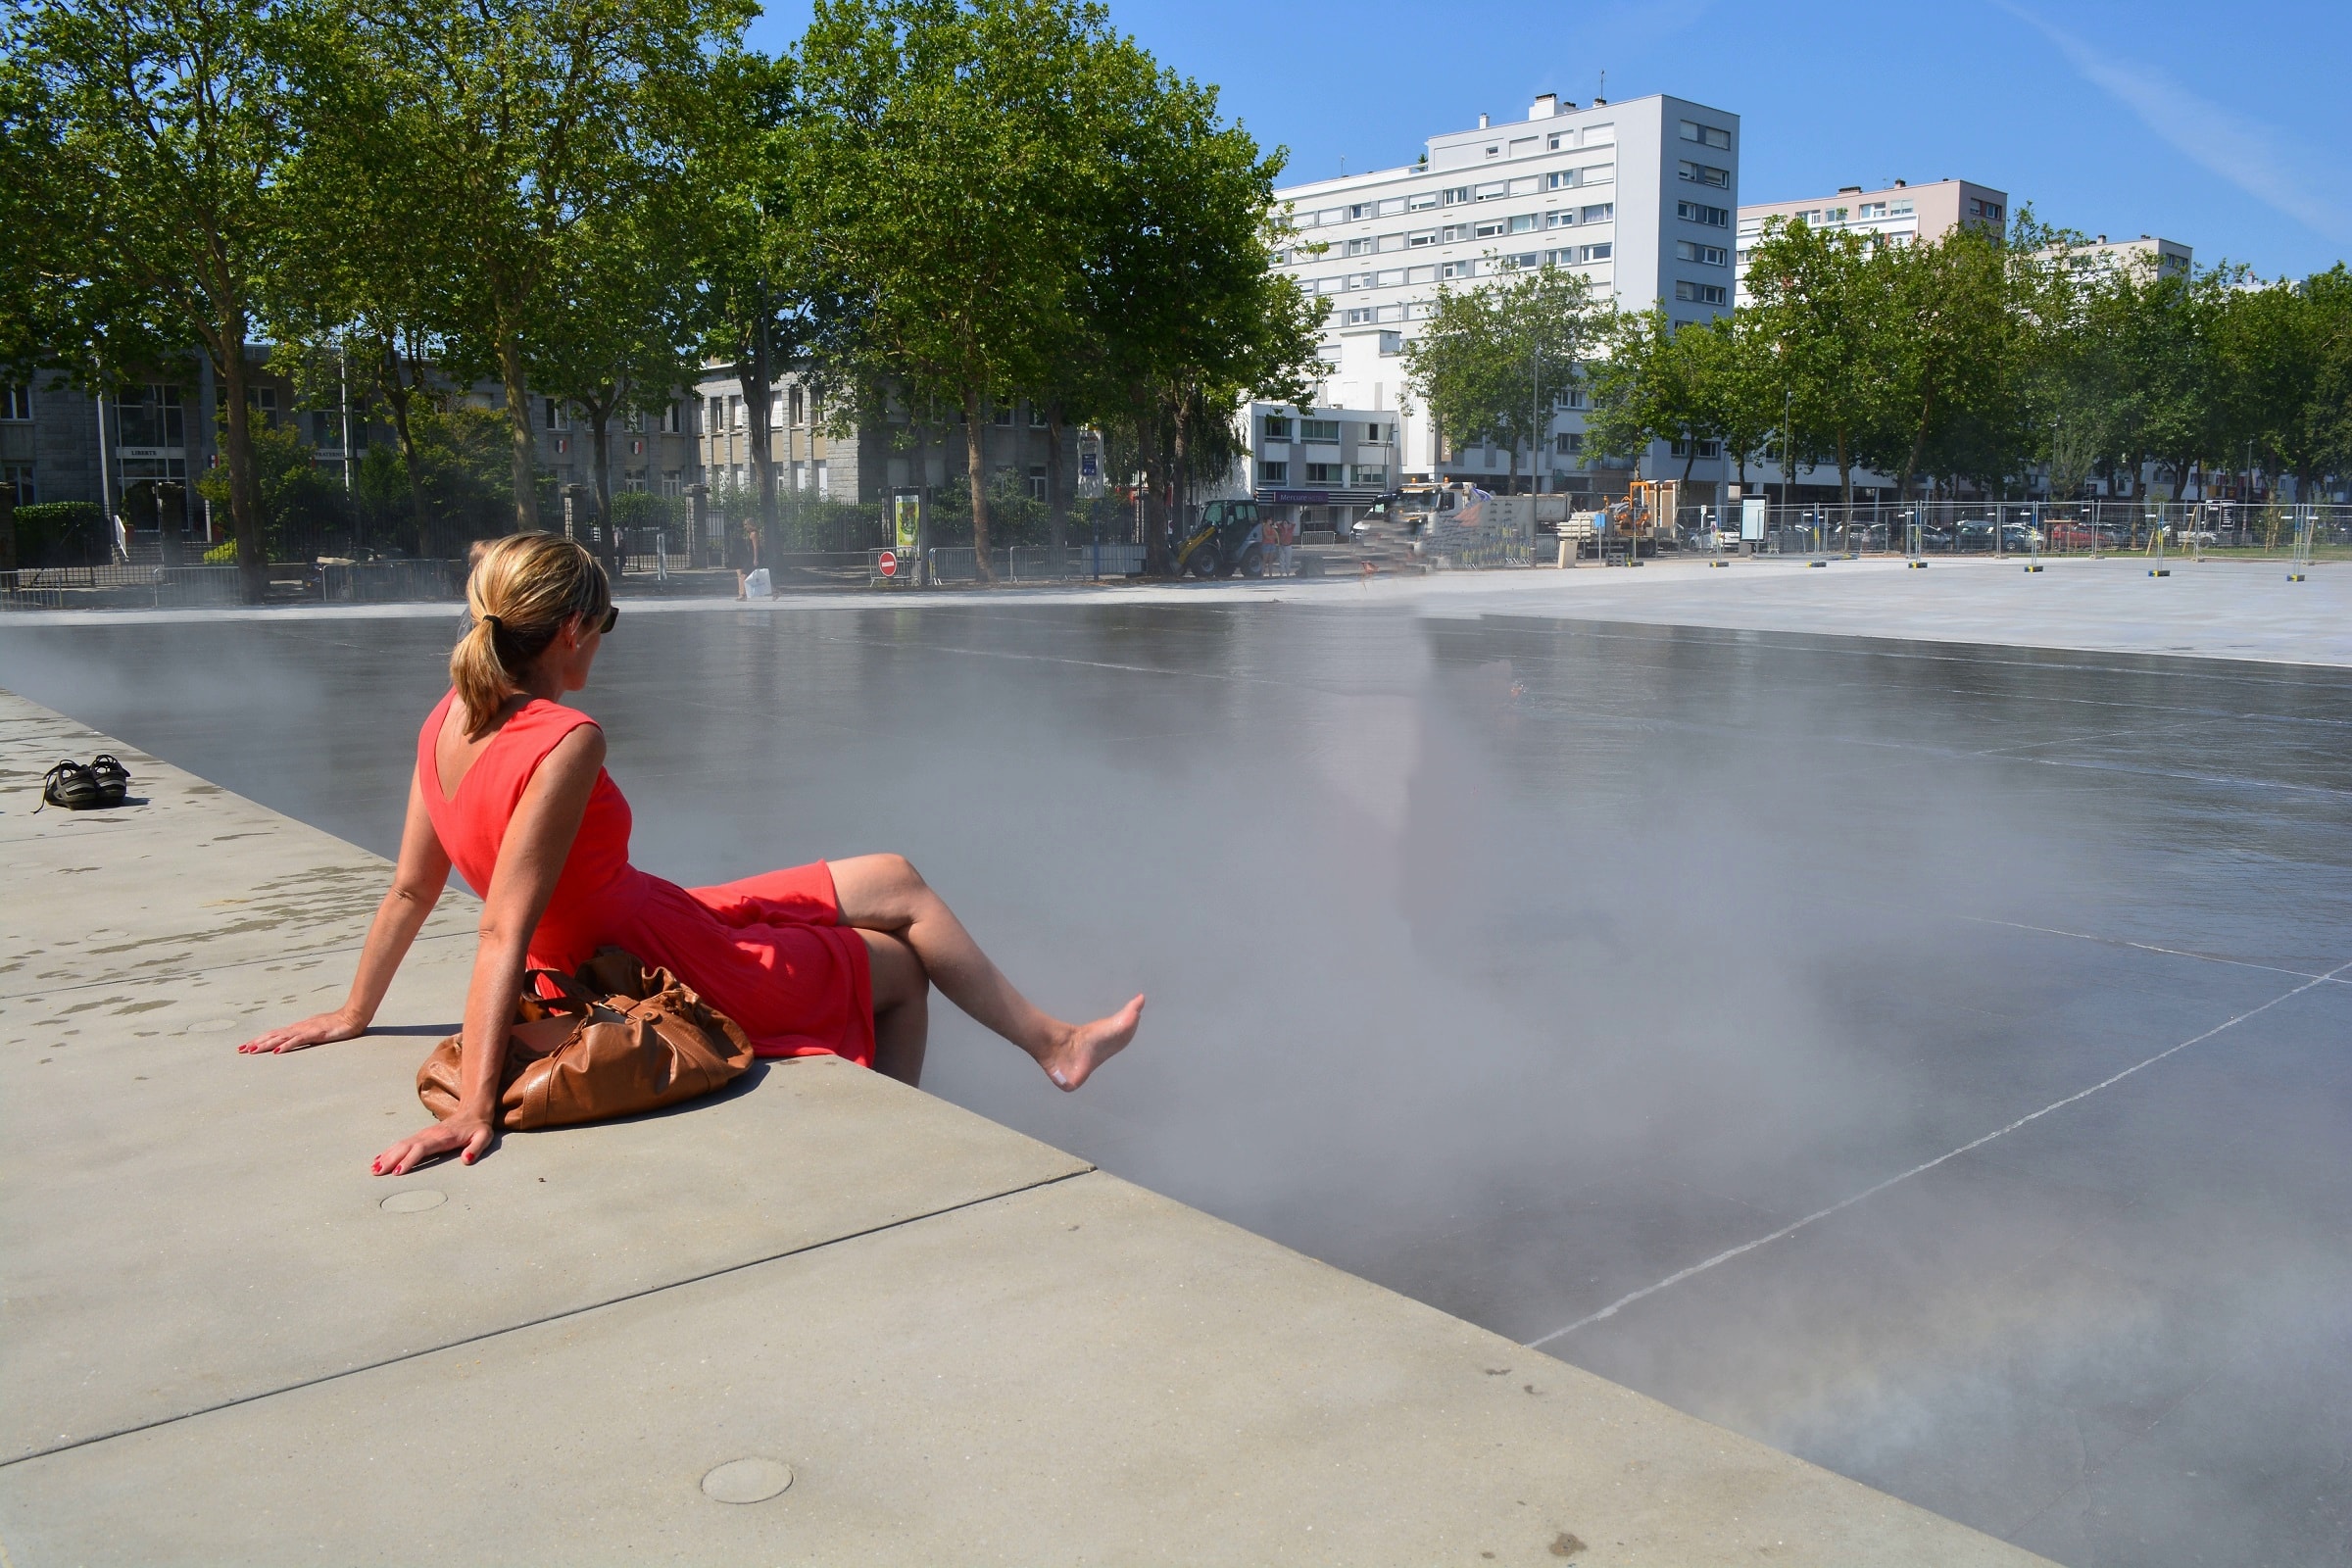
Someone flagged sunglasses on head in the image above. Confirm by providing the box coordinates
[593,604,618,635]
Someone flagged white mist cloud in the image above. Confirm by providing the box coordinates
[1993,0,2352,246]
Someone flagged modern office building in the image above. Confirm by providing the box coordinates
[1735,178,2008,304]
[1267,91,1741,519]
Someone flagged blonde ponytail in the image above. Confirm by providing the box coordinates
[450,533,612,735]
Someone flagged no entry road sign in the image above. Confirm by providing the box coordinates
[877,549,898,577]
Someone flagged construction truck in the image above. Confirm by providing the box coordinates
[1598,479,1681,562]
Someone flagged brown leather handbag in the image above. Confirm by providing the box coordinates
[416,949,755,1131]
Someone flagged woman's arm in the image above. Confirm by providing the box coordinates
[371,724,606,1176]
[238,777,453,1054]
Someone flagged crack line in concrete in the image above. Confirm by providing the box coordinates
[1524,956,2352,1350]
[0,1164,1095,1471]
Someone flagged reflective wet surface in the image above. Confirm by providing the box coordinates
[6,601,2349,1566]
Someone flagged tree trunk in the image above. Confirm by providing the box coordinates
[1136,406,1168,575]
[1045,400,1067,559]
[375,340,433,554]
[907,409,930,581]
[1837,428,1853,512]
[1168,393,1191,559]
[738,349,778,563]
[497,332,538,532]
[216,326,267,604]
[591,405,616,578]
[1893,389,1936,505]
[963,389,994,582]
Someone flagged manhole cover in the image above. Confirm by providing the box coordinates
[702,1457,793,1504]
[379,1189,446,1213]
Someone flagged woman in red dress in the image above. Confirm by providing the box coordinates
[240,534,1143,1175]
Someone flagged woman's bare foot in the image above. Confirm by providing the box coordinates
[1037,995,1145,1091]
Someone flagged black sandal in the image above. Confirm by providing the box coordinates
[37,760,103,811]
[88,754,130,807]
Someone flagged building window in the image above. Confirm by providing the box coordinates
[1503,251,1542,270]
[1582,203,1613,223]
[309,410,335,446]
[1545,209,1576,229]
[1678,121,1732,150]
[1027,464,1048,500]
[1348,202,1373,220]
[1678,202,1731,227]
[1546,170,1579,191]
[1,462,34,501]
[662,468,682,495]
[1,385,28,420]
[1857,202,1887,220]
[1675,280,1729,305]
[1580,243,1612,263]
[1303,463,1344,485]
[1580,163,1614,185]
[1554,431,1584,455]
[1344,307,1376,325]
[727,394,743,430]
[1440,260,1475,278]
[1676,241,1729,266]
[1030,406,1049,428]
[707,397,723,435]
[1406,190,1439,211]
[1259,460,1289,484]
[1508,213,1540,234]
[543,397,570,431]
[1677,161,1731,188]
[1441,186,1473,206]
[1472,217,1505,240]
[1669,437,1724,458]
[1350,464,1387,486]
[1345,237,1374,257]
[1263,414,1293,440]
[1364,422,1391,443]
[127,384,188,446]
[1299,418,1341,441]
[1474,181,1507,201]
[1407,229,1439,247]
[663,401,685,434]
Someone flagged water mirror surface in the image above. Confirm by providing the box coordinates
[6,601,2349,1568]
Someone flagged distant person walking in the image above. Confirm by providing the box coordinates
[241,533,1143,1174]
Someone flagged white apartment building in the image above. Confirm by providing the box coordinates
[2048,233,2193,280]
[1268,91,1741,514]
[1735,178,2008,305]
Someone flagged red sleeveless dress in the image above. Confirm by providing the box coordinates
[416,691,874,1065]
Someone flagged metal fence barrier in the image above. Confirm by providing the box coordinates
[1655,500,2352,561]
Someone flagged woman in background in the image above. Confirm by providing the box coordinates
[240,533,1142,1175]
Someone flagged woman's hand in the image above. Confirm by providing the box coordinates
[373,1114,495,1176]
[238,1007,367,1055]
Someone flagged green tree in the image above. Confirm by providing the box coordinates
[790,0,1106,580]
[1742,217,1885,508]
[1403,266,1599,490]
[269,17,462,552]
[349,0,750,533]
[1859,222,2014,502]
[14,0,305,600]
[531,192,698,572]
[1072,38,1320,571]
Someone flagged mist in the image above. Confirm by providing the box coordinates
[4,598,2347,1565]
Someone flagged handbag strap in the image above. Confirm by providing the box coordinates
[525,968,601,1016]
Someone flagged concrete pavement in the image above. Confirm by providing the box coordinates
[0,687,2048,1565]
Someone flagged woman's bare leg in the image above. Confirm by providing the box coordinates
[858,928,930,1086]
[830,854,1142,1091]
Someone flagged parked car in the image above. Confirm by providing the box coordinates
[1917,524,1955,552]
[2045,521,2101,551]
[1955,520,1996,551]
[1999,522,2043,552]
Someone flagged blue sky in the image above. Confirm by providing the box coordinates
[749,0,2351,282]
